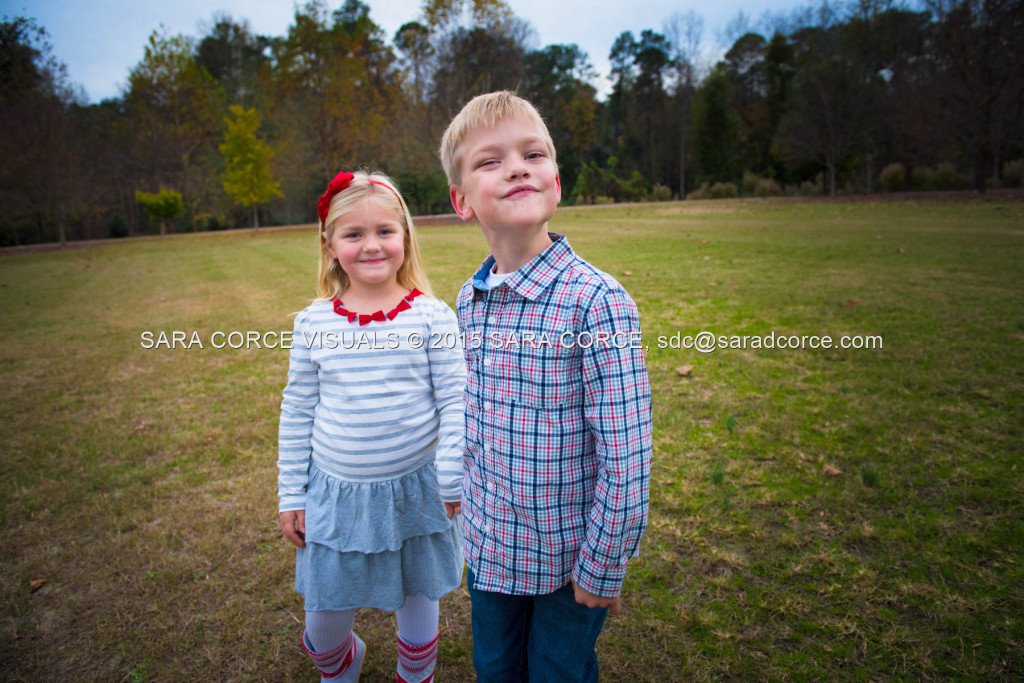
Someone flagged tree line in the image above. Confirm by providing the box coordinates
[1,0,1022,246]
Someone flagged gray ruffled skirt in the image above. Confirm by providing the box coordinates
[295,461,464,611]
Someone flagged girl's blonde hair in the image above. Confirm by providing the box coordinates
[315,170,432,301]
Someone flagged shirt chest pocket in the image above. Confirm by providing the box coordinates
[504,335,582,408]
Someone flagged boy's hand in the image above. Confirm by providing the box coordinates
[279,509,306,549]
[571,578,622,614]
[444,501,461,518]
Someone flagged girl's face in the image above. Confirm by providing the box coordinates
[325,198,406,290]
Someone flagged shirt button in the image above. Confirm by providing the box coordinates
[486,481,494,491]
[483,358,492,366]
[483,401,492,411]
[483,443,491,453]
[488,316,497,325]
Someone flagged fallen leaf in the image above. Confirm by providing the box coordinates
[622,271,633,276]
[822,464,843,476]
[701,239,709,244]
[703,256,711,260]
[875,234,883,239]
[676,365,694,376]
[29,578,46,593]
[897,248,905,253]
[843,299,859,308]
[134,422,148,433]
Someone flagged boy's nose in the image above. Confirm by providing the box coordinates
[507,158,529,179]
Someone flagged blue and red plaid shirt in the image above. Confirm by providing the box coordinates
[456,234,652,597]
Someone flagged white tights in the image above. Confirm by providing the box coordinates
[305,595,440,653]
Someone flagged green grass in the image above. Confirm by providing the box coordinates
[1,197,1023,680]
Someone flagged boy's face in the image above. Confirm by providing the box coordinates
[450,115,561,234]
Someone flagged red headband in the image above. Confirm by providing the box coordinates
[317,171,404,226]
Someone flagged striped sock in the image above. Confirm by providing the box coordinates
[302,629,364,681]
[397,631,438,683]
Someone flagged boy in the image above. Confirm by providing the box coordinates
[440,91,652,681]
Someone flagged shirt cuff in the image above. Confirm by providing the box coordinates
[278,494,306,513]
[572,546,629,598]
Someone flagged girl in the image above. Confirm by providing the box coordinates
[278,170,465,683]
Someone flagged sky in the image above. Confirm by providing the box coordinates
[3,0,806,103]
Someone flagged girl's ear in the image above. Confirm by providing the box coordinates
[450,186,475,222]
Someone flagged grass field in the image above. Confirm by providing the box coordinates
[1,197,1022,681]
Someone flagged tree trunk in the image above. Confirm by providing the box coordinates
[253,205,259,231]
[679,124,686,200]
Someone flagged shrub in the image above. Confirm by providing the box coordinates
[910,166,936,191]
[880,163,906,192]
[933,162,965,190]
[651,184,672,202]
[1003,159,1022,188]
[742,171,759,196]
[688,182,711,200]
[710,182,738,199]
[754,177,781,197]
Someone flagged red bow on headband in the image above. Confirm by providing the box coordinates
[317,171,355,225]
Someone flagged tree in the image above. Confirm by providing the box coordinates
[429,16,532,118]
[125,30,224,231]
[268,0,402,223]
[393,21,433,105]
[691,64,742,184]
[219,105,282,229]
[922,0,1024,190]
[777,22,880,196]
[665,10,705,197]
[523,44,598,194]
[135,188,185,235]
[195,15,271,108]
[0,17,85,246]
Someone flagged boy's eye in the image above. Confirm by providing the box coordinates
[526,152,544,160]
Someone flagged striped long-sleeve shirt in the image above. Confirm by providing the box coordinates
[278,293,466,511]
[456,234,653,598]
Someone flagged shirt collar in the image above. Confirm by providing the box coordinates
[471,233,574,301]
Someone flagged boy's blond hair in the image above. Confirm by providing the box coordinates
[316,170,432,301]
[438,90,557,190]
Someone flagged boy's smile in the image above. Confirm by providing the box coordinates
[450,115,561,237]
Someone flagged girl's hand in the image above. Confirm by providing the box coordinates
[279,509,306,549]
[444,501,461,519]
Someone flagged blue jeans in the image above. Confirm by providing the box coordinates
[468,569,608,682]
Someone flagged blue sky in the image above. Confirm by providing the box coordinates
[3,0,805,103]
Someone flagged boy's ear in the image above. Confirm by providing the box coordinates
[555,174,562,204]
[450,186,475,222]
